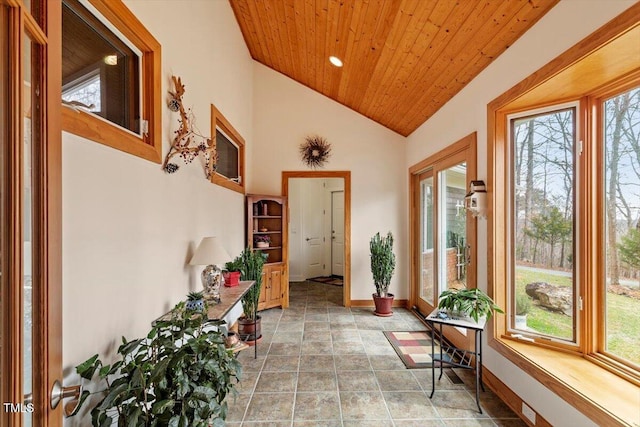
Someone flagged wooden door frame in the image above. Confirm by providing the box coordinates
[282,171,351,307]
[1,1,62,425]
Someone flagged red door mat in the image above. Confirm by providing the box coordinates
[383,331,449,369]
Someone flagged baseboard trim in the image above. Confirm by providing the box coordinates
[350,299,408,308]
[483,366,552,427]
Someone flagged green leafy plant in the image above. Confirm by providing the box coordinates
[187,291,204,301]
[233,248,268,320]
[71,302,241,427]
[438,288,504,322]
[370,232,396,297]
[224,259,243,272]
[516,293,531,315]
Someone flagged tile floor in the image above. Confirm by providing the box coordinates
[227,281,526,427]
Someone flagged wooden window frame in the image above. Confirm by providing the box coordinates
[210,103,245,194]
[488,4,640,426]
[61,0,162,163]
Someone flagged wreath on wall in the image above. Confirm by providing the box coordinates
[299,135,332,169]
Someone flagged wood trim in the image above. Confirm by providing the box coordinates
[487,2,640,113]
[282,171,351,307]
[349,299,408,308]
[210,103,245,194]
[61,0,162,164]
[2,4,25,425]
[487,5,640,426]
[408,132,477,351]
[482,366,553,427]
[408,132,476,175]
[489,339,638,427]
[40,0,63,424]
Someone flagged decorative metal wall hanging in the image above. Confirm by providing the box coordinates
[299,135,331,169]
[163,76,216,178]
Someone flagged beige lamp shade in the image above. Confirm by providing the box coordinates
[189,237,231,266]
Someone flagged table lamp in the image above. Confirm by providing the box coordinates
[189,237,231,303]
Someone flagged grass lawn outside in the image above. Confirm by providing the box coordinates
[514,266,640,364]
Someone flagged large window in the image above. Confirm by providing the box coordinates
[509,106,577,343]
[505,90,640,370]
[489,8,640,424]
[602,87,640,365]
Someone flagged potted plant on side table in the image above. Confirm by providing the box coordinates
[235,248,268,344]
[223,259,242,287]
[370,231,396,317]
[437,287,504,322]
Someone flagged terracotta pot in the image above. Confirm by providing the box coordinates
[372,293,394,317]
[238,315,262,345]
[223,271,241,287]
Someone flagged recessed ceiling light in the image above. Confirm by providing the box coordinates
[329,56,343,67]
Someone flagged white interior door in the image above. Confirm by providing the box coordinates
[303,180,325,279]
[331,191,345,276]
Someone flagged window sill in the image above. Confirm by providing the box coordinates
[210,174,244,194]
[490,337,640,427]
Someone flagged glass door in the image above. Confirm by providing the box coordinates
[418,171,435,308]
[411,136,477,350]
[1,1,63,425]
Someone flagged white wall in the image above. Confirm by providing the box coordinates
[62,0,253,404]
[251,63,407,300]
[406,1,637,426]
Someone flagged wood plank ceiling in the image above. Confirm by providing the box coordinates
[230,0,559,136]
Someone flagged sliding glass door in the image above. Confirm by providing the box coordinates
[411,135,477,349]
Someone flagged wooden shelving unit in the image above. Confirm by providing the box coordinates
[247,194,288,310]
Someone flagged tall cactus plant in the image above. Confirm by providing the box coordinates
[370,232,396,297]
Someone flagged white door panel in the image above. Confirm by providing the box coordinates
[303,180,325,279]
[331,191,345,276]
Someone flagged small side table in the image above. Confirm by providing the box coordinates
[154,281,258,359]
[424,309,487,413]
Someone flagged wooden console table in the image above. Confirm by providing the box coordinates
[155,280,257,358]
[424,308,486,413]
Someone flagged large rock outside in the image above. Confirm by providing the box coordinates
[525,282,572,315]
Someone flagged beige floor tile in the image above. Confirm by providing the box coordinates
[293,392,341,421]
[297,371,337,391]
[339,391,391,421]
[255,371,298,393]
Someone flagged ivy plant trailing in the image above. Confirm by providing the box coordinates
[370,232,396,297]
[71,301,241,427]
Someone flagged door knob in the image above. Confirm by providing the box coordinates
[50,380,83,416]
[305,237,311,241]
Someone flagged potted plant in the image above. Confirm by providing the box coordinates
[186,290,205,312]
[70,299,241,426]
[254,235,270,248]
[223,259,242,287]
[437,287,504,322]
[370,231,396,317]
[234,248,268,344]
[515,293,531,329]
